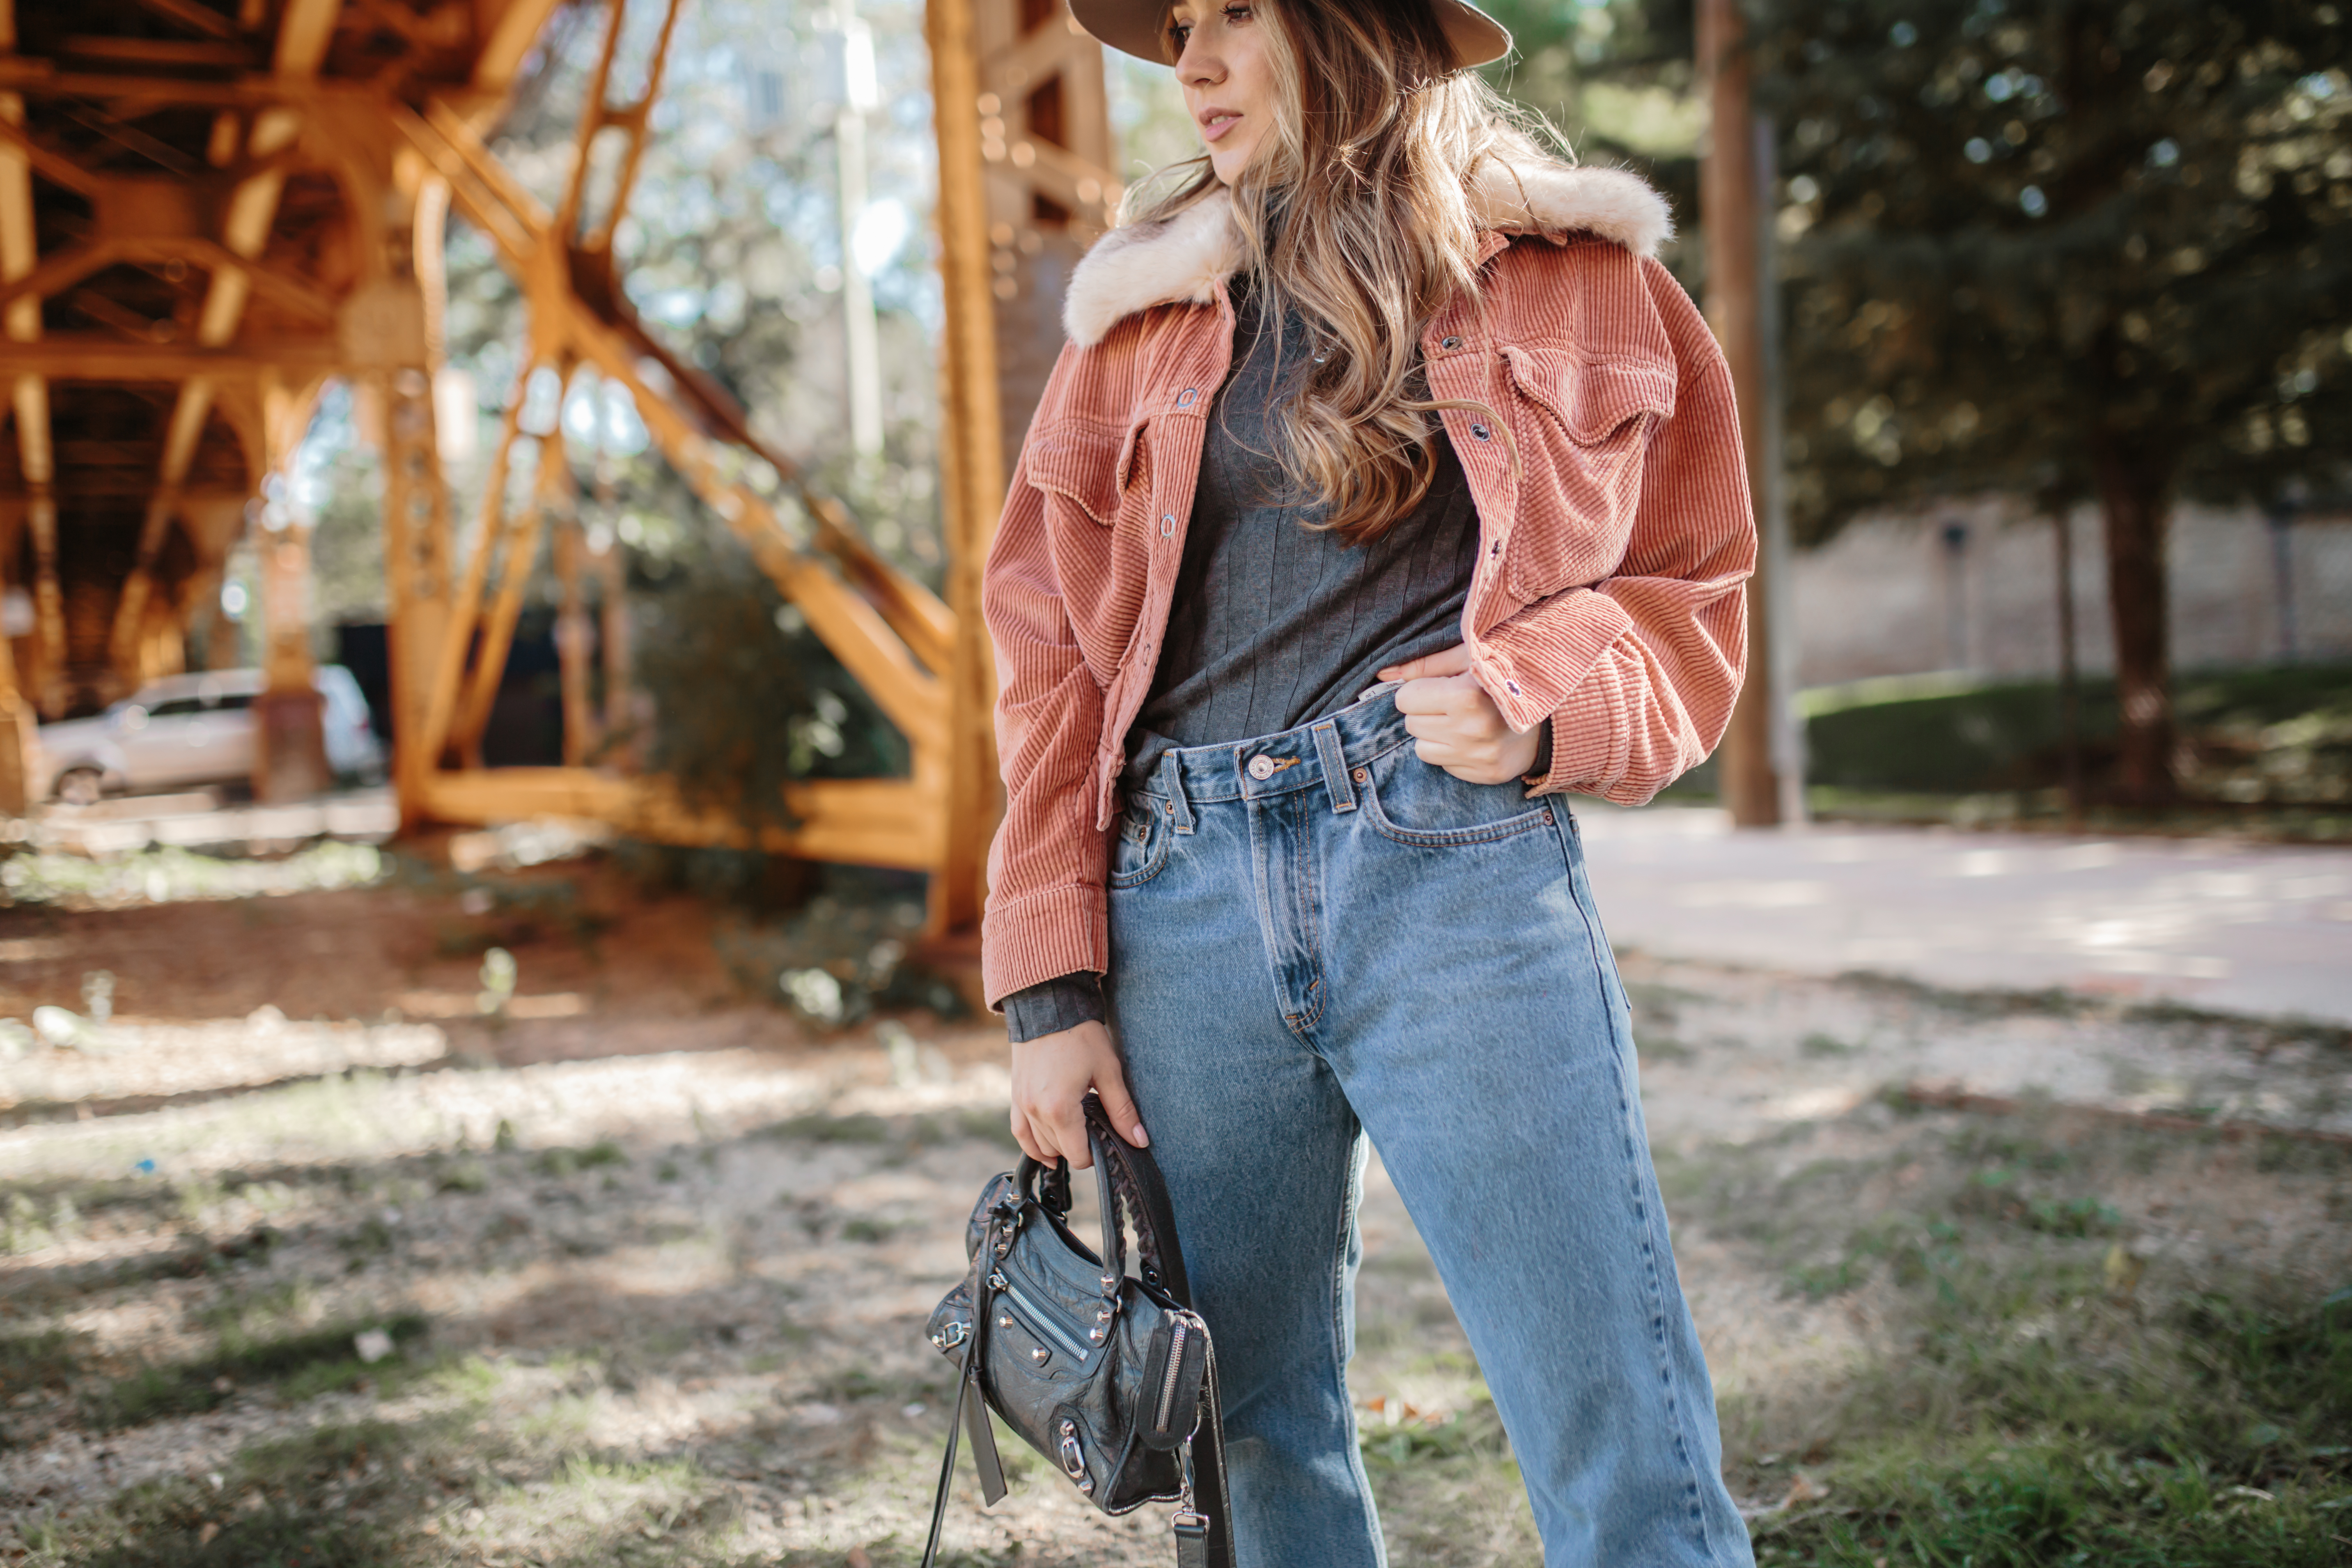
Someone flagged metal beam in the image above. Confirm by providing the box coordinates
[0,3,65,716]
[0,338,340,379]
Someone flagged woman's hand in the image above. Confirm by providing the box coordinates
[1010,1019,1147,1171]
[1379,644,1544,785]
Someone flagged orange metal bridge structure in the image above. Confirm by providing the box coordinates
[0,0,1127,937]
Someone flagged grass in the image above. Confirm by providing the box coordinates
[1666,1104,2352,1566]
[94,1314,431,1428]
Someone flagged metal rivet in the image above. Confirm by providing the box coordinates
[1088,1327,1106,1344]
[1030,1346,1050,1363]
[1163,801,1174,814]
[1095,1306,1114,1322]
[1543,808,1554,822]
[1247,755,1277,781]
[1101,1273,1119,1290]
[1161,514,1176,536]
[1470,422,1492,441]
[997,1314,1014,1329]
[1352,767,1367,783]
[1440,335,1462,350]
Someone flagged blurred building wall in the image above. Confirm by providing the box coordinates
[1792,503,2352,689]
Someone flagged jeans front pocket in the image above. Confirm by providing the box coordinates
[1358,750,1557,849]
[1107,800,1173,888]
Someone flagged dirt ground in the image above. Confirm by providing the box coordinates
[2,845,2347,1566]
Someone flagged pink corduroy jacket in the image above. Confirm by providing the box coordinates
[979,161,1755,1008]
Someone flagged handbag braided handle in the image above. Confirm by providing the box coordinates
[1081,1093,1194,1306]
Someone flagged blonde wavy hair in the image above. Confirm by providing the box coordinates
[1131,0,1567,544]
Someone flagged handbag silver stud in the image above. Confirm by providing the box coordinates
[1101,1273,1119,1291]
[997,1314,1013,1330]
[1030,1345,1050,1364]
[1088,1326,1106,1344]
[1095,1306,1114,1323]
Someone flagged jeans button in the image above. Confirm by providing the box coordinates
[1247,755,1277,781]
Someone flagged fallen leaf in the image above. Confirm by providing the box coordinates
[197,1522,220,1545]
[1783,1473,1831,1508]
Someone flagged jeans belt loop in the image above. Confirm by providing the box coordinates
[1312,722,1356,814]
[1159,750,1196,834]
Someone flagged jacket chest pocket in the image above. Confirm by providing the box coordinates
[1023,418,1157,676]
[1025,418,1152,532]
[1498,345,1676,601]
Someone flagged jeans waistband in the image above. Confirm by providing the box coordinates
[1123,684,1418,820]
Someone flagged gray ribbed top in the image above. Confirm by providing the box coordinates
[1121,283,1479,782]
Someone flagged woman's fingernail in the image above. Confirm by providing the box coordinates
[1130,1125,1149,1146]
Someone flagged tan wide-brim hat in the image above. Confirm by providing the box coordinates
[1069,0,1512,71]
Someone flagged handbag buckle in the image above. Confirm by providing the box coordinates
[1058,1419,1092,1494]
[929,1320,968,1352]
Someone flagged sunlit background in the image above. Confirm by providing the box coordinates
[1,2,2347,1566]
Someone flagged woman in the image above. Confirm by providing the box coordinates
[981,0,1757,1561]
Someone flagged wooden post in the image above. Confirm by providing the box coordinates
[255,519,331,802]
[0,554,34,815]
[926,0,1009,937]
[1697,0,1781,827]
[2053,501,2084,831]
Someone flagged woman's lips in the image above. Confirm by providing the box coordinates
[1199,111,1241,143]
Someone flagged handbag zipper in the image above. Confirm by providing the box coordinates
[996,1275,1092,1364]
[1153,1318,1189,1433]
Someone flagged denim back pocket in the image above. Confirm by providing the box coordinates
[1107,803,1173,888]
[1357,749,1555,849]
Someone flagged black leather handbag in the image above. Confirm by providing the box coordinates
[921,1094,1232,1568]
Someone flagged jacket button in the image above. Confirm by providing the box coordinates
[1246,755,1277,781]
[1469,422,1492,441]
[1161,514,1176,536]
[1440,335,1462,350]
[1176,388,1198,408]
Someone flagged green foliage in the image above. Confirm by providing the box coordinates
[633,545,909,836]
[1802,659,2352,800]
[1746,0,2352,535]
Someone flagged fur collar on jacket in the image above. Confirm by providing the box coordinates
[1062,160,1672,347]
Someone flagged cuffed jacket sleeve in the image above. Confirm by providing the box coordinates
[1478,258,1756,807]
[981,435,1113,1010]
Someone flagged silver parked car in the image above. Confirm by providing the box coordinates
[38,667,387,804]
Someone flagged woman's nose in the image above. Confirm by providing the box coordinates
[1177,39,1223,87]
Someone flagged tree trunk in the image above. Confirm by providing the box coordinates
[2089,431,2175,804]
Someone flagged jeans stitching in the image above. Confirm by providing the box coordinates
[1277,795,1326,1037]
[1107,813,1173,889]
[1325,1120,1385,1563]
[1357,765,1556,850]
[1564,830,1721,1557]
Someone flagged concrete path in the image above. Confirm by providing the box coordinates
[1576,806,2352,1025]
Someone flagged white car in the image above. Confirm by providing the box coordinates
[39,667,386,804]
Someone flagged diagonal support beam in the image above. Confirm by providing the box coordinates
[106,0,344,691]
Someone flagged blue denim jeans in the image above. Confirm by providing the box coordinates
[1104,690,1753,1568]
